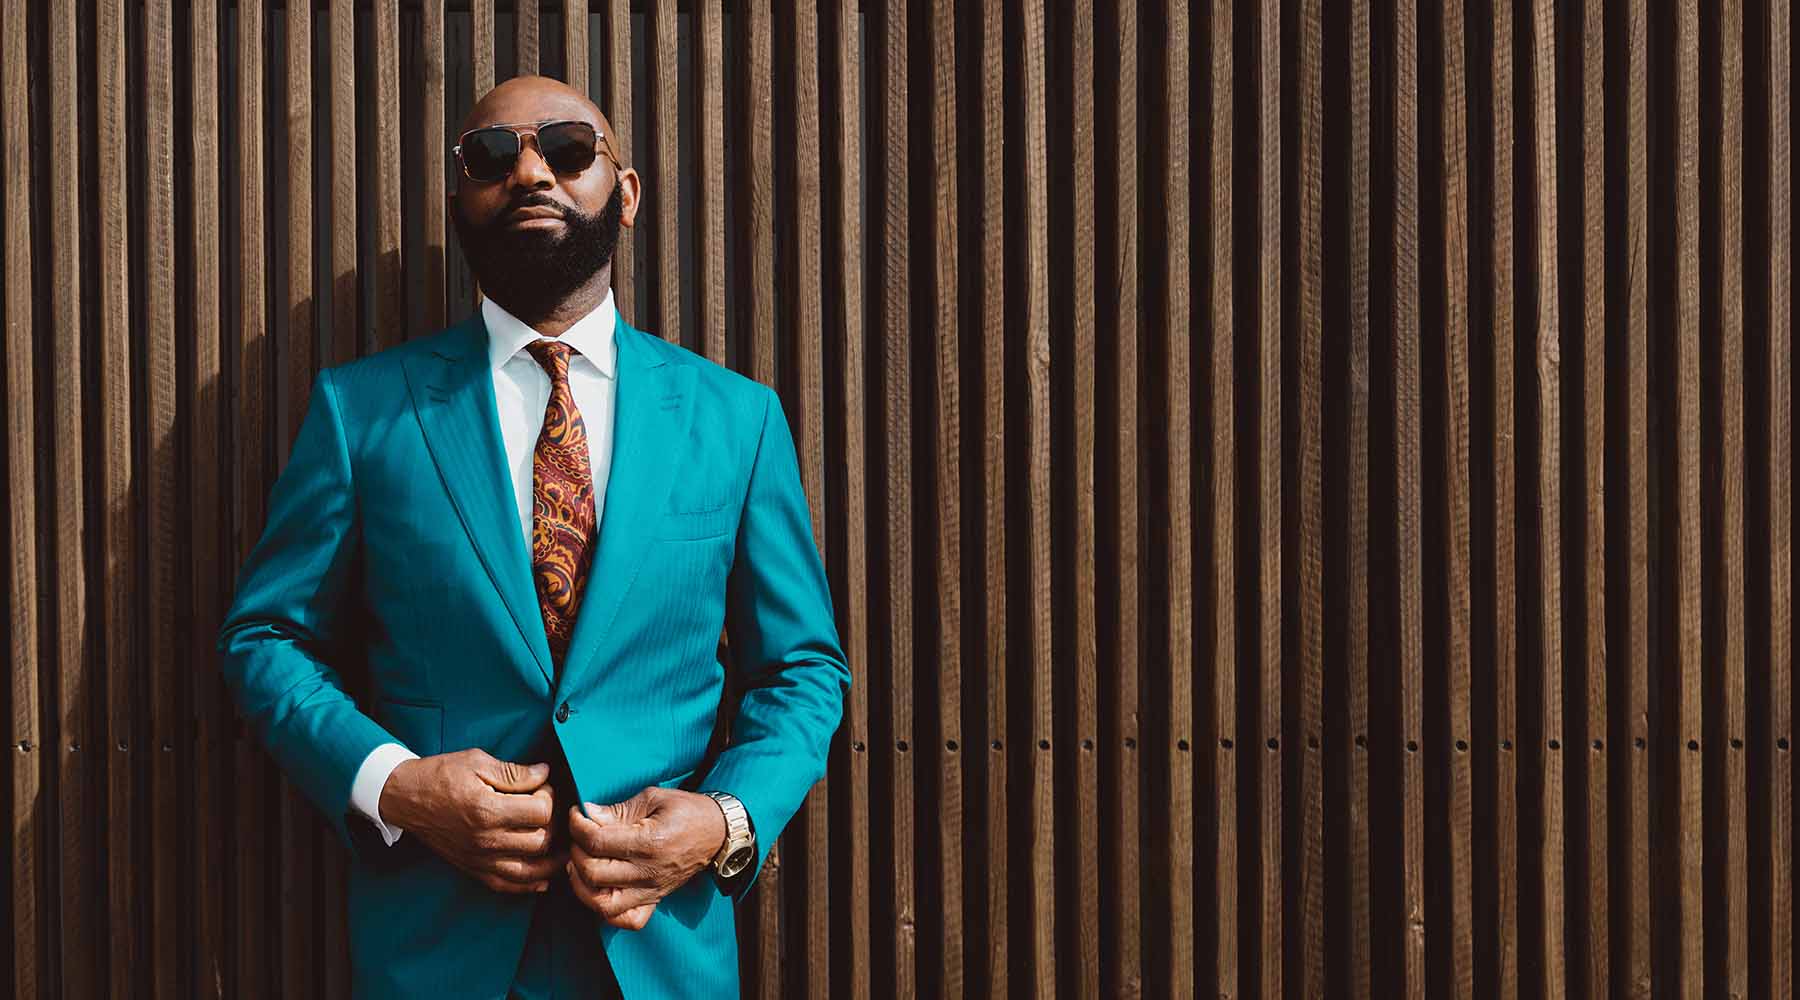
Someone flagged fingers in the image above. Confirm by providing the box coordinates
[473,754,552,794]
[606,902,657,931]
[474,825,554,856]
[486,784,555,829]
[564,860,662,924]
[568,802,660,861]
[567,842,656,890]
[484,850,568,890]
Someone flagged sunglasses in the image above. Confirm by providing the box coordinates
[453,119,614,184]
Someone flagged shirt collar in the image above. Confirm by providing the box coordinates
[482,289,618,379]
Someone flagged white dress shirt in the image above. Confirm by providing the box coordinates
[348,292,620,845]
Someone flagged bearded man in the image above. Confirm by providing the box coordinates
[217,75,849,999]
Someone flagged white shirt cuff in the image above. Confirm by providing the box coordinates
[349,742,420,846]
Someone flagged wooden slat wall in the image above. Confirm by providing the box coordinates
[1,3,1794,997]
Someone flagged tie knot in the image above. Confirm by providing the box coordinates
[525,339,576,383]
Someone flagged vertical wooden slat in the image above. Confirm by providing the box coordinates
[1347,0,1374,993]
[1489,2,1522,993]
[781,0,829,993]
[1392,0,1427,992]
[1765,4,1793,996]
[646,0,679,340]
[1578,1,1609,995]
[280,0,318,993]
[98,0,137,992]
[1296,0,1327,992]
[976,0,1007,993]
[1253,1,1282,992]
[1019,0,1055,991]
[474,0,495,97]
[1526,3,1566,998]
[236,0,270,990]
[1107,0,1142,991]
[875,0,914,993]
[1674,2,1705,995]
[741,0,774,380]
[1201,0,1230,993]
[374,2,403,350]
[1718,3,1751,995]
[144,2,179,991]
[600,0,630,318]
[1068,0,1099,994]
[562,0,587,95]
[516,0,539,76]
[191,0,227,989]
[331,0,358,367]
[694,0,725,363]
[1623,0,1652,994]
[321,0,355,962]
[50,0,92,991]
[823,1,871,994]
[2,0,38,994]
[422,0,448,333]
[1440,0,1477,992]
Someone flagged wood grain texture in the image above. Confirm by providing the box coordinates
[875,1,915,993]
[1254,3,1283,993]
[3,0,37,994]
[1440,0,1477,993]
[1577,1,1608,995]
[927,0,965,994]
[1675,3,1705,995]
[1624,1,1652,994]
[600,0,631,318]
[474,0,495,97]
[1296,0,1326,993]
[422,0,448,334]
[1200,1,1228,994]
[646,0,679,340]
[516,0,539,75]
[190,1,227,990]
[1346,2,1373,994]
[562,0,586,94]
[694,0,725,364]
[331,0,359,366]
[1489,3,1522,994]
[1018,0,1055,992]
[1391,0,1427,993]
[374,1,403,350]
[97,1,136,992]
[1765,6,1793,998]
[822,2,871,995]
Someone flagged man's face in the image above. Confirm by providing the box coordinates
[448,80,640,322]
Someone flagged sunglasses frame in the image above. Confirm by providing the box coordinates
[452,118,616,183]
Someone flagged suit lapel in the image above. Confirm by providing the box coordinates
[556,318,696,693]
[402,316,556,693]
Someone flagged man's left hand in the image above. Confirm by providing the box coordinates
[565,787,729,930]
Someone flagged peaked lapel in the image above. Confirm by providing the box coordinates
[402,315,556,694]
[555,317,696,694]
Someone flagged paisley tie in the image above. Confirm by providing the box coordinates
[525,340,596,675]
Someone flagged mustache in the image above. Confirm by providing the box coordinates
[503,193,573,219]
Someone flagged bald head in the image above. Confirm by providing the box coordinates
[462,76,623,167]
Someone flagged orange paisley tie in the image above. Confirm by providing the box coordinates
[525,340,596,674]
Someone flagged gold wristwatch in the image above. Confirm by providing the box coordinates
[702,791,756,879]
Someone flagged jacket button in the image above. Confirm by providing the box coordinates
[555,702,570,724]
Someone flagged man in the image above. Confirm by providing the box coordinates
[217,76,849,999]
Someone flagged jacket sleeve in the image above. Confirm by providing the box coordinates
[215,366,399,856]
[697,385,852,900]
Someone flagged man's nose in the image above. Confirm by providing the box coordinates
[509,139,556,189]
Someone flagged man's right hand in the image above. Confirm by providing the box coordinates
[378,748,563,894]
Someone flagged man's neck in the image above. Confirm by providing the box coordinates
[491,266,614,338]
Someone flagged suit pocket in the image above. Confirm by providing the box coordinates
[376,697,443,757]
[655,503,737,540]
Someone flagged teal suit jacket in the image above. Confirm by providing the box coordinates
[217,311,850,998]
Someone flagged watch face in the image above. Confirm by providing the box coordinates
[721,845,755,878]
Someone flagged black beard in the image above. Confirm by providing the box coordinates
[452,184,623,325]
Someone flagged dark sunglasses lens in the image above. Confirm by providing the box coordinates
[538,122,598,174]
[460,128,519,181]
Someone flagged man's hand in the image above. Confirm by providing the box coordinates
[565,787,729,930]
[379,748,564,895]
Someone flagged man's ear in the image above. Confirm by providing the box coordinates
[616,167,643,229]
